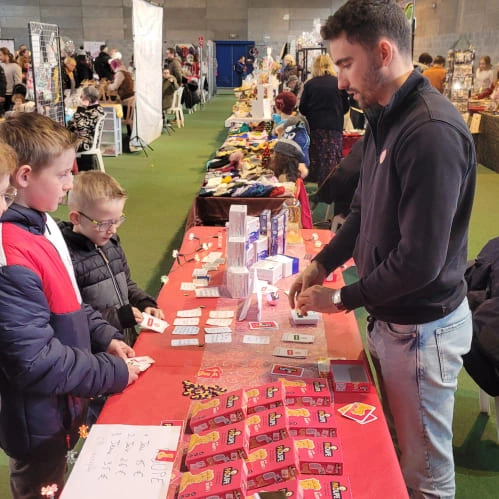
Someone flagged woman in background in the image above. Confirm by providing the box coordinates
[299,54,349,185]
[474,56,494,93]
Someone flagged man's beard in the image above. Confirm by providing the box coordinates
[354,59,385,110]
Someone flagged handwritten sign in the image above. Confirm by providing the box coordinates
[61,424,182,499]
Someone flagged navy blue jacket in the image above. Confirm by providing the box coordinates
[315,71,476,324]
[0,205,129,458]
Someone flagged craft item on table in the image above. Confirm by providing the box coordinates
[267,290,280,306]
[286,407,337,438]
[172,326,200,335]
[290,310,320,326]
[337,402,378,425]
[172,338,200,347]
[177,308,203,317]
[243,335,271,345]
[139,312,169,333]
[295,437,344,475]
[280,378,332,406]
[299,475,353,499]
[245,381,285,414]
[246,406,289,449]
[182,380,228,400]
[271,364,304,377]
[282,333,315,344]
[126,355,155,372]
[261,142,272,168]
[205,333,232,344]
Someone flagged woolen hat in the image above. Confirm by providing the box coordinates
[281,120,310,166]
[275,91,297,115]
[274,138,305,162]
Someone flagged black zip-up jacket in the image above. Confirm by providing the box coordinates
[60,222,158,345]
[315,71,476,324]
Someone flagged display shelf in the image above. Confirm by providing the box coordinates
[101,106,122,157]
[444,45,475,114]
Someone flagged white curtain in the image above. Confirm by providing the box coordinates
[132,0,163,146]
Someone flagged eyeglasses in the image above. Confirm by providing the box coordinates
[0,186,17,207]
[78,211,126,232]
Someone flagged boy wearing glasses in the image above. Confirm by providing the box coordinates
[60,170,164,348]
[0,113,140,498]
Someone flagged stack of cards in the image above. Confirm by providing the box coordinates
[139,313,169,333]
[126,355,155,372]
[337,402,377,425]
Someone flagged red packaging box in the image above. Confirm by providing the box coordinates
[246,406,290,449]
[286,407,337,438]
[189,389,247,434]
[246,479,304,499]
[294,437,343,476]
[280,378,332,407]
[245,438,299,490]
[178,460,248,499]
[299,475,353,499]
[330,360,373,393]
[246,381,286,414]
[185,421,250,471]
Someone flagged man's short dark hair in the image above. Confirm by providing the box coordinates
[100,44,107,52]
[434,55,446,66]
[321,0,412,56]
[418,52,433,65]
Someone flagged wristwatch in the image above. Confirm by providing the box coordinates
[332,289,346,311]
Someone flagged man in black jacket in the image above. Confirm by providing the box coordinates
[94,44,114,81]
[289,1,476,498]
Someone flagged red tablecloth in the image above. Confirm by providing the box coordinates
[99,227,407,499]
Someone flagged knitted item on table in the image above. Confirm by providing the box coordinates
[261,143,272,169]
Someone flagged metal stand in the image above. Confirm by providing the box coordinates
[129,98,154,157]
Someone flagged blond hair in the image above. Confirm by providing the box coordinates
[0,142,18,176]
[284,54,295,66]
[0,113,79,173]
[312,54,336,78]
[68,171,127,211]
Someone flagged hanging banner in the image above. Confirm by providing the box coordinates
[132,0,163,146]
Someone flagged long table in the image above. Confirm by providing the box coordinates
[99,227,407,498]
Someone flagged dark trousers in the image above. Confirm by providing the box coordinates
[9,436,67,499]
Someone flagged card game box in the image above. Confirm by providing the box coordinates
[246,381,286,414]
[330,360,373,393]
[245,438,299,490]
[189,389,248,434]
[280,378,332,407]
[286,407,337,438]
[178,459,248,499]
[185,421,250,471]
[246,406,290,449]
[247,478,304,499]
[294,437,343,476]
[299,475,353,499]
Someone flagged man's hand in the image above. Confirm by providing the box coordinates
[132,306,143,324]
[295,285,341,314]
[127,364,140,386]
[288,260,328,309]
[107,339,135,360]
[144,306,165,320]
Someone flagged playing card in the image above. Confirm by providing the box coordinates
[209,310,235,319]
[205,318,232,327]
[272,347,308,359]
[271,364,305,377]
[171,338,200,347]
[338,402,376,424]
[248,321,279,330]
[139,313,169,333]
[126,356,155,372]
[281,333,315,344]
[177,308,202,317]
[204,327,232,334]
[195,287,220,298]
[173,318,200,326]
[243,335,270,344]
[172,326,200,335]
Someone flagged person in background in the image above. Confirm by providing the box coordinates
[286,75,304,107]
[474,55,494,93]
[75,53,94,83]
[162,67,179,113]
[414,51,432,73]
[246,56,255,76]
[61,170,165,347]
[67,85,105,171]
[289,1,475,497]
[0,112,139,498]
[165,47,183,89]
[299,53,349,185]
[280,54,298,88]
[0,48,22,111]
[422,55,447,93]
[108,59,135,135]
[234,55,247,87]
[94,44,114,82]
[272,91,297,135]
[62,56,79,93]
[0,142,17,216]
[0,65,6,116]
[473,68,499,100]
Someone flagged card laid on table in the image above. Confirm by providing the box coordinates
[173,318,200,326]
[172,326,200,335]
[281,333,315,344]
[337,402,376,424]
[271,364,304,377]
[272,347,308,359]
[177,308,203,317]
[248,321,279,330]
[139,313,169,333]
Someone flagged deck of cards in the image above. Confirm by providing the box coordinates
[337,402,378,424]
[139,313,169,333]
[126,355,155,372]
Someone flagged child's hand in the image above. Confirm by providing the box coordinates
[107,339,135,360]
[144,306,165,320]
[132,307,143,323]
[127,364,140,385]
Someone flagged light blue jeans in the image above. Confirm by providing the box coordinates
[366,298,472,499]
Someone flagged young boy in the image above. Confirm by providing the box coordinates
[60,170,164,347]
[0,113,140,498]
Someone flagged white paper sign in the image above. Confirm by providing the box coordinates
[61,424,181,499]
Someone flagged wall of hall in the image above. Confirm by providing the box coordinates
[0,0,497,67]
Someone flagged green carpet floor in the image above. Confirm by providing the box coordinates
[1,94,497,497]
